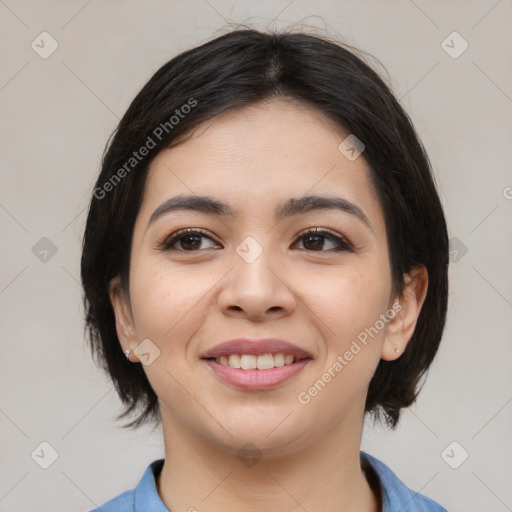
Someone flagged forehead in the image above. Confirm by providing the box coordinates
[138,99,384,230]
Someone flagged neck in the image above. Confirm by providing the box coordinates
[156,410,379,512]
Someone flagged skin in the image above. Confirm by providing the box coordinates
[110,97,428,512]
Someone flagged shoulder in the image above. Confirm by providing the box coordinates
[86,459,166,512]
[87,489,135,512]
[361,451,447,512]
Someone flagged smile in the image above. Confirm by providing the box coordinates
[215,353,298,370]
[203,355,311,390]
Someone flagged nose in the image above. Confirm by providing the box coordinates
[217,243,297,322]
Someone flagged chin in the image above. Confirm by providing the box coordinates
[206,415,314,458]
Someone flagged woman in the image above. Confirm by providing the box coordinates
[81,28,449,512]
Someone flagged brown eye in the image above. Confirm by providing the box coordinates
[160,229,219,251]
[294,229,354,252]
[159,228,353,253]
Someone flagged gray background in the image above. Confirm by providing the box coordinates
[1,1,511,511]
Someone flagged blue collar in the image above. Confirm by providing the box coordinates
[360,452,446,511]
[92,452,446,511]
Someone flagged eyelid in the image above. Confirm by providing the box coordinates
[294,227,355,251]
[295,226,351,243]
[156,227,218,250]
[157,226,355,252]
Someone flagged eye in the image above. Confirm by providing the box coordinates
[293,228,354,252]
[159,228,220,252]
[158,227,354,253]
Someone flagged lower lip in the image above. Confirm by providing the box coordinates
[203,359,311,390]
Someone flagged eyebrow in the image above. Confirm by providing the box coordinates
[148,194,371,230]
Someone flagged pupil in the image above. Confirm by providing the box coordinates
[305,235,322,250]
[182,235,201,250]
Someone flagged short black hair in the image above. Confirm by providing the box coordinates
[81,27,449,429]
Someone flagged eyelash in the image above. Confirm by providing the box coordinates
[158,227,354,253]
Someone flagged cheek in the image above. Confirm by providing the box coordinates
[129,261,214,352]
[295,265,391,424]
[314,262,391,346]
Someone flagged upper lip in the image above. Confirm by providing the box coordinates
[201,338,313,360]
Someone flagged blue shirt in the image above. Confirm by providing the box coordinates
[89,451,447,511]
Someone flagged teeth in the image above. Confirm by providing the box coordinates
[228,354,241,368]
[257,353,274,370]
[215,353,297,369]
[240,354,257,370]
[273,353,285,367]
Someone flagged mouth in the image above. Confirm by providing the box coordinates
[204,353,309,370]
[200,338,313,390]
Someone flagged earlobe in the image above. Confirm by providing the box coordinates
[109,276,138,362]
[381,266,428,361]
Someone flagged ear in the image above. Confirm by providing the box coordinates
[109,276,138,362]
[381,266,428,361]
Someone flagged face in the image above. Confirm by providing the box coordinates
[111,98,419,457]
